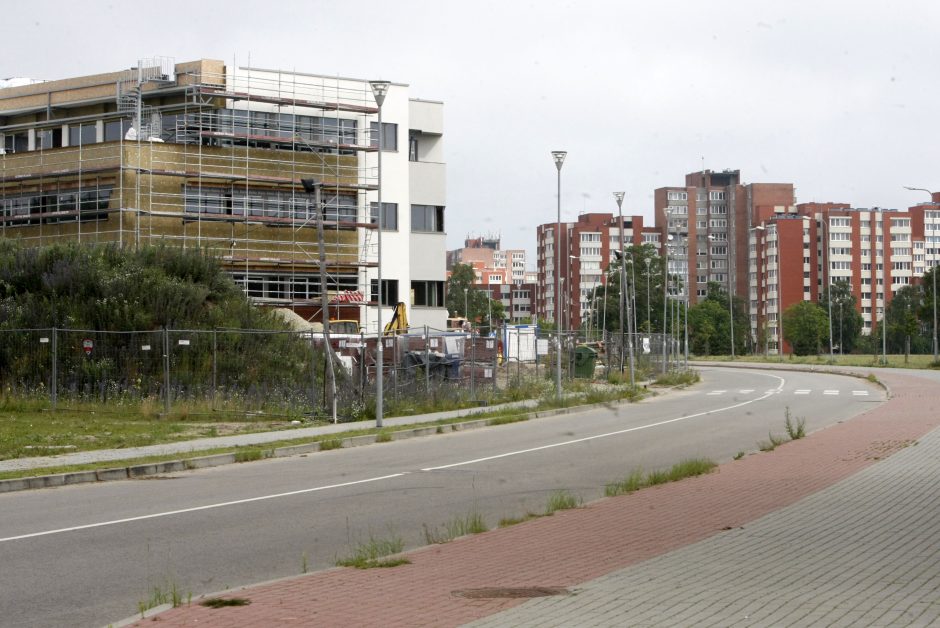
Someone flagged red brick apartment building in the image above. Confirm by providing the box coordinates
[535,212,650,328]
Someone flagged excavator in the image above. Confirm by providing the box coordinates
[383,302,409,335]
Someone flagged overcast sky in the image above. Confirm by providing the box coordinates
[6,1,940,265]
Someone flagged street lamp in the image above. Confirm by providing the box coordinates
[904,186,938,362]
[370,80,390,428]
[614,191,634,386]
[645,256,651,332]
[552,150,566,401]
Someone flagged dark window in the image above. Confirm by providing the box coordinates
[322,192,358,222]
[68,123,96,147]
[232,272,357,301]
[408,132,418,161]
[105,119,133,142]
[411,281,444,307]
[36,128,62,149]
[411,204,444,232]
[369,202,398,230]
[370,279,399,306]
[4,133,28,153]
[369,122,398,151]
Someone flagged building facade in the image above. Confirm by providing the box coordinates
[0,58,447,331]
[747,199,940,353]
[654,170,796,306]
[535,211,646,329]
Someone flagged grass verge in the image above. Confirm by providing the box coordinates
[423,512,489,544]
[652,370,701,387]
[605,458,717,497]
[335,536,410,569]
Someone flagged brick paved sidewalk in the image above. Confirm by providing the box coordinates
[126,370,940,627]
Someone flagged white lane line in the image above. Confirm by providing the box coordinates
[421,373,786,472]
[0,473,408,544]
[707,390,726,396]
[824,390,840,395]
[794,390,811,395]
[853,390,869,396]
[738,389,755,394]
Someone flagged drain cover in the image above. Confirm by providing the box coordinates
[453,587,569,599]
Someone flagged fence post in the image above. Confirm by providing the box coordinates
[424,325,430,394]
[517,326,521,382]
[469,334,475,399]
[163,326,170,415]
[492,336,498,393]
[393,337,399,403]
[359,331,365,404]
[51,327,57,411]
[212,327,218,410]
[310,333,318,415]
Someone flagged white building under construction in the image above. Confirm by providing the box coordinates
[0,58,447,331]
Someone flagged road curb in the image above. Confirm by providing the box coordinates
[0,400,617,494]
[690,360,893,398]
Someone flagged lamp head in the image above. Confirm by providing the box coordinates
[301,178,320,194]
[370,81,391,107]
[551,150,567,171]
[613,191,625,209]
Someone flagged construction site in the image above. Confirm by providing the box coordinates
[0,57,392,324]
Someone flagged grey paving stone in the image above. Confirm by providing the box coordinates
[468,423,940,628]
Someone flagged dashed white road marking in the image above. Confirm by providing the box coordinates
[738,389,755,394]
[794,390,811,395]
[422,373,787,472]
[824,390,840,395]
[707,390,726,396]
[0,473,409,544]
[852,390,869,396]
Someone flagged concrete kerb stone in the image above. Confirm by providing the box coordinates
[0,396,635,494]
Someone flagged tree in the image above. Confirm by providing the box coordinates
[445,263,477,319]
[586,243,667,337]
[819,280,863,354]
[885,285,926,359]
[918,266,938,355]
[687,299,725,355]
[445,263,506,333]
[782,301,829,356]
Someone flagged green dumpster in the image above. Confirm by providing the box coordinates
[573,345,597,378]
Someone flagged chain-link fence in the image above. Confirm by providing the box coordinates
[0,326,683,420]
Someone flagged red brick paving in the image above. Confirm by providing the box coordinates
[130,370,940,627]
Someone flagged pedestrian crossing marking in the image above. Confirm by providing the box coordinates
[824,390,839,395]
[794,390,811,395]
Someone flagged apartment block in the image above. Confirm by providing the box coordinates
[0,57,447,331]
[536,211,646,328]
[747,199,940,353]
[654,170,796,305]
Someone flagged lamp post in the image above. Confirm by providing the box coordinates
[819,213,834,361]
[552,151,566,401]
[614,191,634,386]
[370,80,389,428]
[614,192,625,374]
[904,186,938,362]
[645,256,651,332]
[662,233,671,374]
